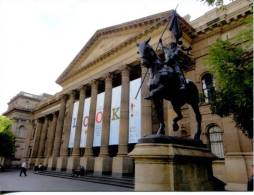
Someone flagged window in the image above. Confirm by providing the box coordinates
[201,73,215,103]
[208,125,224,158]
[17,126,26,138]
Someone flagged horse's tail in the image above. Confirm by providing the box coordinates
[186,79,200,105]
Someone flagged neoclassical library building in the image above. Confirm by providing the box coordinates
[3,0,253,191]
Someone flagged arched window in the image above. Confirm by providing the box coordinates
[201,73,215,103]
[208,125,224,159]
[17,126,26,138]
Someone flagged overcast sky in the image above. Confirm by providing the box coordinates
[0,0,224,114]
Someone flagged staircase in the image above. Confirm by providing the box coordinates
[34,170,134,189]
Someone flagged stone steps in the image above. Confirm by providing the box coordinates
[34,170,134,189]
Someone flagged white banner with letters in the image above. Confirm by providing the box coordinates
[109,86,121,145]
[80,97,91,147]
[129,78,141,143]
[93,92,105,147]
[68,101,79,148]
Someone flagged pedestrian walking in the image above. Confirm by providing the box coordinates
[20,161,27,176]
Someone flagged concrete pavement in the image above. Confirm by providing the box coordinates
[0,170,133,192]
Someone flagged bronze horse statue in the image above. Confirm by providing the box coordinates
[137,38,202,140]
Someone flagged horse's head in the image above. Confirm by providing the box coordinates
[137,37,158,68]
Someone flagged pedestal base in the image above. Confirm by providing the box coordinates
[47,157,58,170]
[112,156,134,177]
[56,156,67,171]
[66,156,80,173]
[94,156,112,176]
[129,135,217,191]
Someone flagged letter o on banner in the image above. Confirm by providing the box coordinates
[95,112,103,123]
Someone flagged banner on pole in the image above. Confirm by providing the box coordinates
[80,97,91,147]
[129,78,141,143]
[109,86,121,145]
[68,101,79,148]
[93,92,105,147]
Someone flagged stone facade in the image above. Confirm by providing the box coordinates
[3,0,253,191]
[3,91,51,166]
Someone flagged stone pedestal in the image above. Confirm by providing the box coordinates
[47,157,58,170]
[112,156,134,177]
[129,135,217,191]
[56,156,68,171]
[94,156,112,176]
[66,156,80,173]
[80,156,95,174]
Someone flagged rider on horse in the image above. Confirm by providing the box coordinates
[159,39,186,90]
[144,39,188,100]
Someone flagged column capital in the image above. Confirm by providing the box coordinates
[61,93,68,101]
[68,89,77,97]
[121,66,130,78]
[105,72,113,81]
[78,85,87,92]
[91,79,99,87]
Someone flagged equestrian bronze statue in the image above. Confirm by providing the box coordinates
[137,37,202,141]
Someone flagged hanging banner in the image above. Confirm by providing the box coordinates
[93,92,105,147]
[109,86,121,145]
[80,97,91,147]
[129,78,141,143]
[68,101,79,148]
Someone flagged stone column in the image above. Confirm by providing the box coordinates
[118,67,130,156]
[81,80,98,172]
[48,95,67,170]
[24,120,33,159]
[141,66,152,137]
[66,86,86,172]
[94,74,113,175]
[30,119,42,167]
[37,117,49,162]
[57,90,76,171]
[46,113,58,158]
[84,80,98,156]
[112,67,133,177]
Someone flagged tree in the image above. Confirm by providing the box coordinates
[0,116,15,158]
[205,16,253,138]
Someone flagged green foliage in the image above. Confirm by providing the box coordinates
[205,19,253,138]
[0,116,15,158]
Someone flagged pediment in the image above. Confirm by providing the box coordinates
[56,10,195,85]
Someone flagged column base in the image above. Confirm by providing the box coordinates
[28,158,36,169]
[94,156,112,176]
[80,156,95,174]
[56,156,68,171]
[129,135,217,191]
[43,158,48,167]
[66,156,81,173]
[47,157,58,170]
[35,158,44,166]
[112,156,134,178]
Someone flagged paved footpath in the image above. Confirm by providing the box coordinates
[0,170,133,192]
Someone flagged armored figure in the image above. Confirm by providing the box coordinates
[159,39,186,90]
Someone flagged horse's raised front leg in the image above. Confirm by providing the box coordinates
[153,98,165,135]
[172,104,183,132]
[191,103,202,141]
